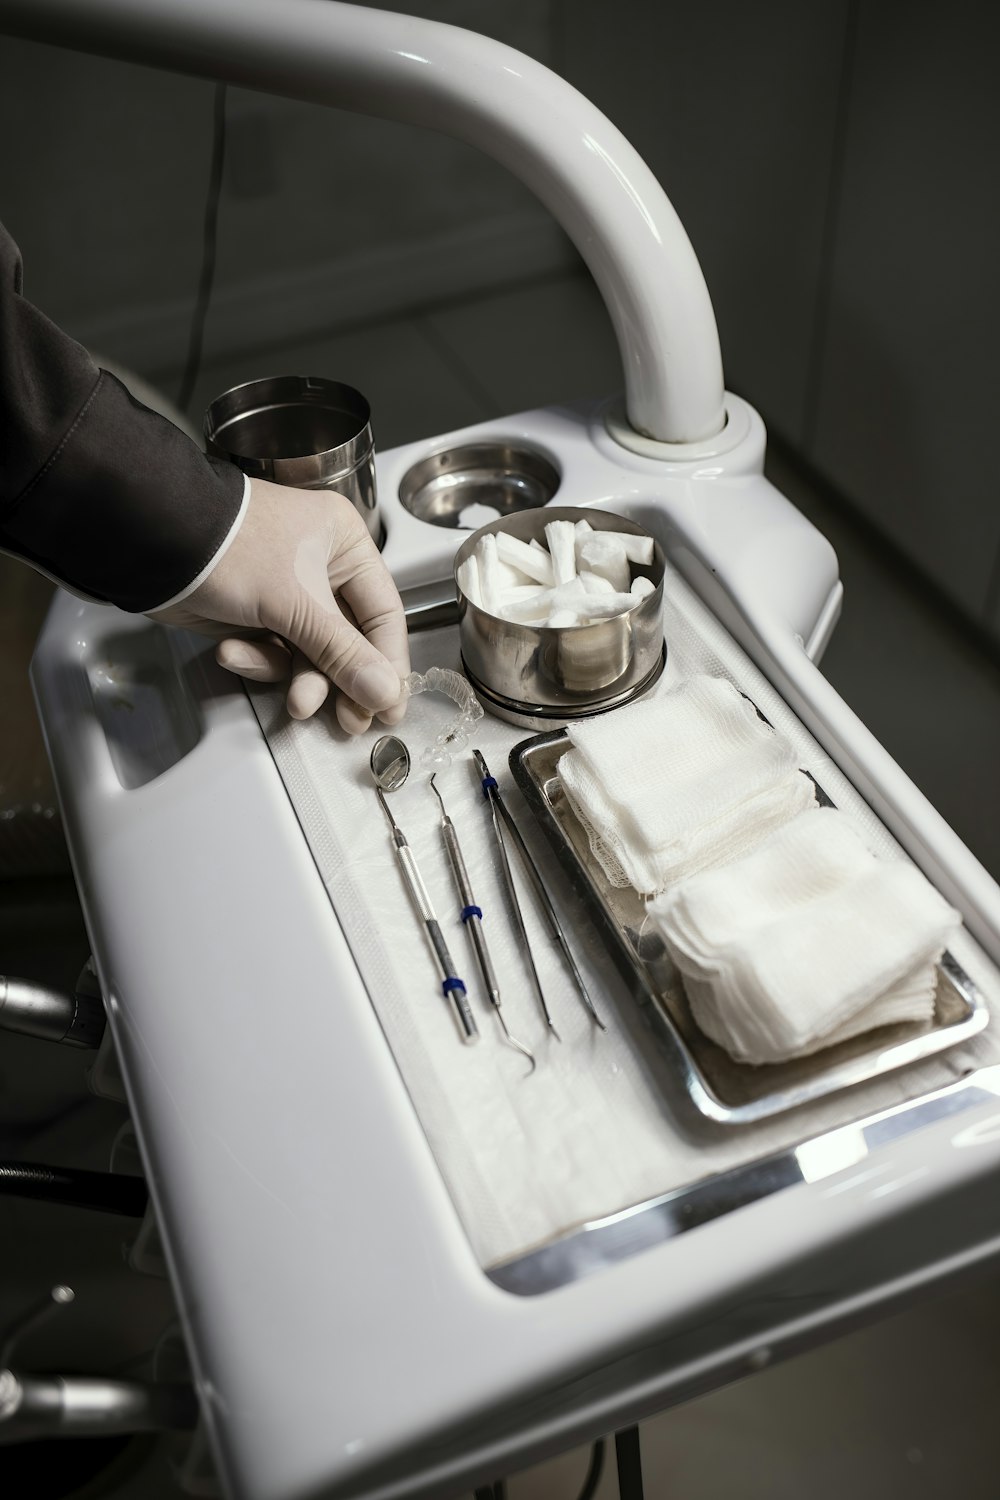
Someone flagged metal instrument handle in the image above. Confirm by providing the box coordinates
[487,801,555,1032]
[495,794,605,1029]
[495,802,560,939]
[423,917,456,984]
[381,803,477,1043]
[466,905,500,1002]
[393,841,477,1044]
[439,818,502,1002]
[440,818,474,907]
[395,841,437,924]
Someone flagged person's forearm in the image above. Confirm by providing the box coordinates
[1,219,408,732]
[0,218,243,611]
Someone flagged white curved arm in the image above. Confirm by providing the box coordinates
[0,0,726,443]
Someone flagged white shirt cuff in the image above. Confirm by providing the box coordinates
[145,472,251,612]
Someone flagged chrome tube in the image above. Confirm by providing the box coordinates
[0,976,105,1048]
[0,1370,198,1441]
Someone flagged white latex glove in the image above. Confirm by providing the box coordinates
[150,478,408,734]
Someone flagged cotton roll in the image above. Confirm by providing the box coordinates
[545,521,578,586]
[496,531,554,584]
[599,531,655,565]
[456,554,482,608]
[476,534,504,614]
[579,536,630,593]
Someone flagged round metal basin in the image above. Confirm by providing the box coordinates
[398,442,560,527]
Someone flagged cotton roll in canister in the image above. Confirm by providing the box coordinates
[496,531,554,585]
[578,536,630,593]
[454,506,665,721]
[544,520,578,586]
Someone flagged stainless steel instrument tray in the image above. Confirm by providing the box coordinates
[510,730,988,1125]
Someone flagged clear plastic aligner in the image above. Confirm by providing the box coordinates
[401,667,484,772]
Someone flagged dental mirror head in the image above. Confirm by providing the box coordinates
[370,735,411,793]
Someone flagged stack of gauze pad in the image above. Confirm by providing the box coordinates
[456,518,656,626]
[648,808,961,1063]
[558,675,816,893]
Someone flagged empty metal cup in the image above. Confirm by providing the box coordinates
[398,442,560,526]
[204,375,381,543]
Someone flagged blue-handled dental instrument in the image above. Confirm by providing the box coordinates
[430,775,535,1074]
[371,736,478,1046]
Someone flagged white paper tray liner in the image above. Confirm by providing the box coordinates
[248,562,1000,1270]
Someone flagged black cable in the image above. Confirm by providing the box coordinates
[176,81,228,415]
[615,1426,644,1500]
[0,1161,148,1217]
[574,1439,605,1500]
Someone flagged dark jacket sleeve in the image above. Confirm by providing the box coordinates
[0,218,244,612]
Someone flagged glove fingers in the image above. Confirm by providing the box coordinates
[287,651,332,720]
[335,694,373,736]
[216,635,339,724]
[216,635,292,681]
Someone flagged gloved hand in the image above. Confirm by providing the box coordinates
[150,478,408,734]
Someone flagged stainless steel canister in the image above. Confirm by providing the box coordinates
[204,375,381,543]
[455,506,665,726]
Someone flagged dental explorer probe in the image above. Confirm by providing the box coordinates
[474,750,606,1031]
[370,738,478,1046]
[429,775,536,1074]
[473,749,559,1040]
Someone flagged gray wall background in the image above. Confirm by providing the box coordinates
[1,0,998,641]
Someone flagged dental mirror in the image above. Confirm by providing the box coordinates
[368,733,480,1046]
[370,735,411,793]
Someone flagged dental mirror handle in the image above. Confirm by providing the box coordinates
[390,829,478,1046]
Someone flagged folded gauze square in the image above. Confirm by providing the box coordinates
[558,674,814,894]
[649,808,962,1064]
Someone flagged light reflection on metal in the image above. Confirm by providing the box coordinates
[796,1126,868,1184]
[489,1066,1000,1295]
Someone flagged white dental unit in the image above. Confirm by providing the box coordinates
[5,2,1000,1497]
